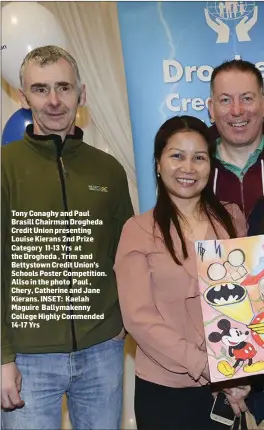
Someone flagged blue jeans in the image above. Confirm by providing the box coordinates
[2,338,124,430]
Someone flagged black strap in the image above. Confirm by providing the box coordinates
[232,412,248,430]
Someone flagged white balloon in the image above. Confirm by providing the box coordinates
[2,2,67,89]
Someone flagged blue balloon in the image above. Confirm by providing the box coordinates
[2,109,33,145]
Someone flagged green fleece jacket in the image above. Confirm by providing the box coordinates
[1,125,134,364]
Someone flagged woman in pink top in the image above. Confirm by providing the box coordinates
[115,116,250,429]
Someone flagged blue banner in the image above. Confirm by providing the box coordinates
[118,1,264,212]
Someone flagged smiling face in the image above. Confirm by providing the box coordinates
[209,70,264,149]
[157,130,210,203]
[19,58,86,139]
[222,328,249,347]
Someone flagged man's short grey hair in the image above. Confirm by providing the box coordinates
[19,45,81,89]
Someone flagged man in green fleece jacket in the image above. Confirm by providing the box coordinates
[1,45,134,430]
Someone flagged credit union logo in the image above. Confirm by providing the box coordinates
[205,1,257,43]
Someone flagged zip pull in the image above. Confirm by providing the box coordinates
[59,156,67,175]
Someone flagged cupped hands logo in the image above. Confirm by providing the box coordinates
[205,1,257,43]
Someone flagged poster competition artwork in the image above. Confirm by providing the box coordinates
[195,235,264,382]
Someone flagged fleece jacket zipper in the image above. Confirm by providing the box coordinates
[56,142,77,351]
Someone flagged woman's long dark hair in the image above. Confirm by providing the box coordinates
[153,115,237,265]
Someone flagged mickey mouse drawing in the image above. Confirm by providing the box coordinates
[208,319,262,377]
